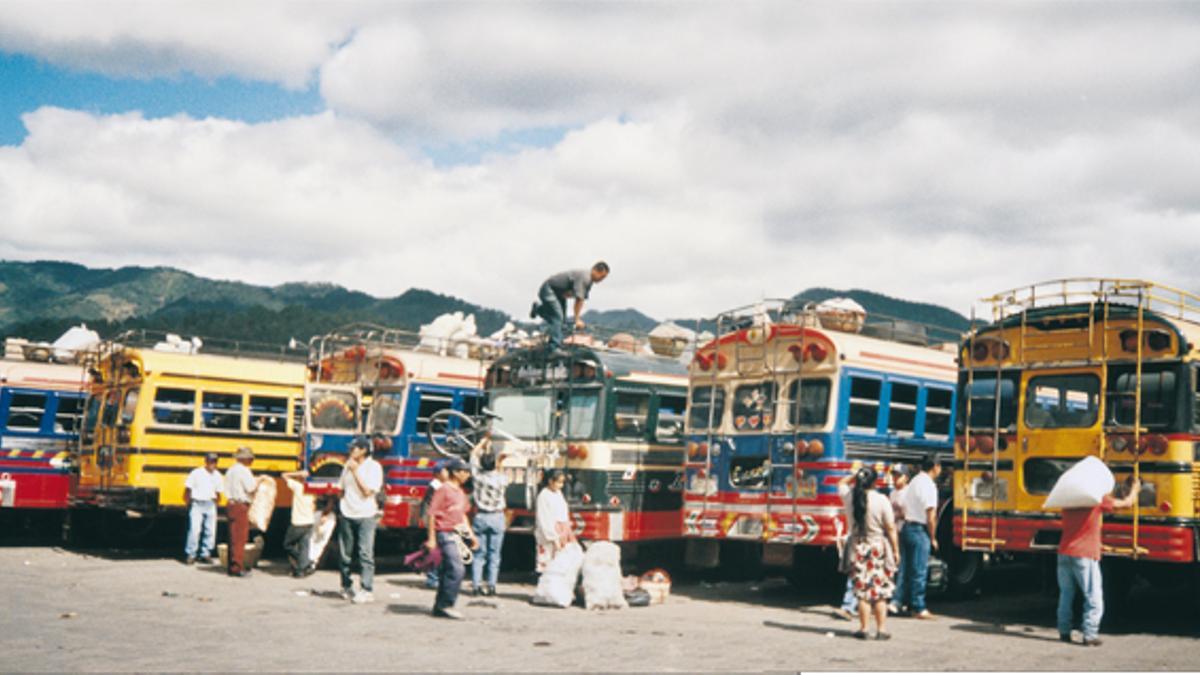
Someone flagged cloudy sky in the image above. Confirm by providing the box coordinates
[2,2,1199,321]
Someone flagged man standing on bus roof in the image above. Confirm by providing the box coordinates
[896,454,941,619]
[183,452,223,565]
[224,446,259,577]
[530,262,610,350]
[338,435,384,604]
[1057,476,1139,646]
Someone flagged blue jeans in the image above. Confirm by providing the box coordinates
[1057,554,1104,640]
[471,511,506,588]
[535,282,567,349]
[338,516,377,592]
[840,576,857,612]
[899,523,931,613]
[184,500,217,558]
[434,531,465,611]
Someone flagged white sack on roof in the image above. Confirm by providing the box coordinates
[52,324,101,362]
[153,334,202,354]
[419,312,479,356]
[816,297,866,333]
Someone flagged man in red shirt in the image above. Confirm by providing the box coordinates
[1057,477,1139,646]
[425,458,479,620]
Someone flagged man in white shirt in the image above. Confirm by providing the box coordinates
[897,455,941,619]
[224,446,259,577]
[338,436,384,604]
[183,452,223,564]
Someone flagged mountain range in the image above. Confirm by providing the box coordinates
[0,260,970,346]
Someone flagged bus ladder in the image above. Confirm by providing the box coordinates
[1098,289,1147,559]
[959,304,1005,552]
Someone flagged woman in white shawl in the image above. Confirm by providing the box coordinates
[534,470,575,573]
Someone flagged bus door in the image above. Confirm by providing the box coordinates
[1018,368,1102,547]
[95,389,123,493]
[611,388,652,513]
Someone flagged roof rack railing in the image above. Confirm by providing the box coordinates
[980,278,1200,327]
[700,298,963,348]
[308,322,514,364]
[94,329,307,362]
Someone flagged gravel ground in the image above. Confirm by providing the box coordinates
[1,544,1198,672]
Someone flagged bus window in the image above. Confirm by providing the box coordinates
[119,388,140,426]
[789,379,831,427]
[656,394,687,443]
[1106,369,1176,429]
[1023,457,1078,495]
[562,390,600,439]
[309,389,358,431]
[732,382,775,431]
[848,377,882,433]
[490,389,554,439]
[153,388,196,427]
[688,386,725,431]
[415,391,455,435]
[291,399,304,435]
[461,392,483,417]
[5,392,47,430]
[102,392,120,426]
[202,392,244,431]
[613,391,650,439]
[249,395,289,434]
[924,387,953,438]
[55,396,84,434]
[369,391,404,435]
[1024,375,1099,429]
[887,382,918,435]
[963,375,1017,430]
[82,395,102,442]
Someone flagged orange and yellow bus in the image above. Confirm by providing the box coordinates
[955,279,1200,593]
[73,333,306,536]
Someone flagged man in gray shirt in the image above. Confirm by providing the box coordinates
[530,261,610,349]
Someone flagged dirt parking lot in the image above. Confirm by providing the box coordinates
[1,542,1198,672]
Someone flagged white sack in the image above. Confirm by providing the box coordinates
[531,542,584,608]
[248,478,277,532]
[307,513,337,565]
[1043,456,1114,509]
[581,541,628,610]
[52,324,101,362]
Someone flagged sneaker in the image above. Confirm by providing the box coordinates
[1083,638,1103,647]
[887,603,901,616]
[433,607,464,620]
[1059,634,1073,644]
[353,591,374,604]
[529,302,540,319]
[196,557,213,565]
[229,570,252,578]
[832,608,855,621]
[340,588,354,601]
[486,585,497,597]
[852,630,868,640]
[876,632,892,641]
[471,587,482,597]
[185,557,197,565]
[913,610,936,620]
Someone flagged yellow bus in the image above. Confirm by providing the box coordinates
[73,334,306,531]
[955,279,1200,594]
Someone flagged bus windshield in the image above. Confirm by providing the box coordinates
[490,390,554,439]
[962,374,1018,430]
[308,388,359,431]
[1024,374,1100,429]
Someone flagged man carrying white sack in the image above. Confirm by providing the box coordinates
[1055,467,1139,647]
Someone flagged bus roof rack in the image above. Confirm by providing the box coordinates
[979,278,1200,327]
[97,329,307,362]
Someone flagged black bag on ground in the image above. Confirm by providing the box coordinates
[624,588,651,607]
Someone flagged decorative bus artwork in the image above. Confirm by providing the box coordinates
[0,338,88,515]
[72,332,306,537]
[955,279,1200,593]
[484,340,690,550]
[303,323,494,533]
[682,300,961,577]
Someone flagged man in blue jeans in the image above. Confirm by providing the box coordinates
[1057,477,1138,646]
[897,455,941,619]
[469,449,509,596]
[337,436,384,604]
[530,262,610,350]
[182,452,223,564]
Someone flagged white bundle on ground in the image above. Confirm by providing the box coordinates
[1043,457,1115,509]
[248,478,276,532]
[581,541,628,610]
[531,542,584,608]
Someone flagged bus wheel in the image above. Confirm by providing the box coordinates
[945,549,984,599]
[718,541,764,581]
[1101,557,1136,620]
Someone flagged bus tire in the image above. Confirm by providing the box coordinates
[945,549,984,599]
[718,541,765,581]
[1100,557,1136,625]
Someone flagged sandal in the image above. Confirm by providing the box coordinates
[853,630,869,640]
[876,632,892,641]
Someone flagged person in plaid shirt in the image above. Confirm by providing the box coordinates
[469,443,509,597]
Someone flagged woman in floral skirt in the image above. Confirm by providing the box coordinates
[841,466,900,640]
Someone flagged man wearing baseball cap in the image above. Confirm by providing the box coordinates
[224,446,258,577]
[426,457,479,619]
[183,452,223,565]
[338,435,384,604]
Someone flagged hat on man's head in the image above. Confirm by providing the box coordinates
[446,457,470,473]
[234,446,254,460]
[204,452,219,463]
[349,435,371,451]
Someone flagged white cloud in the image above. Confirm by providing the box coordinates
[2,4,1200,323]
